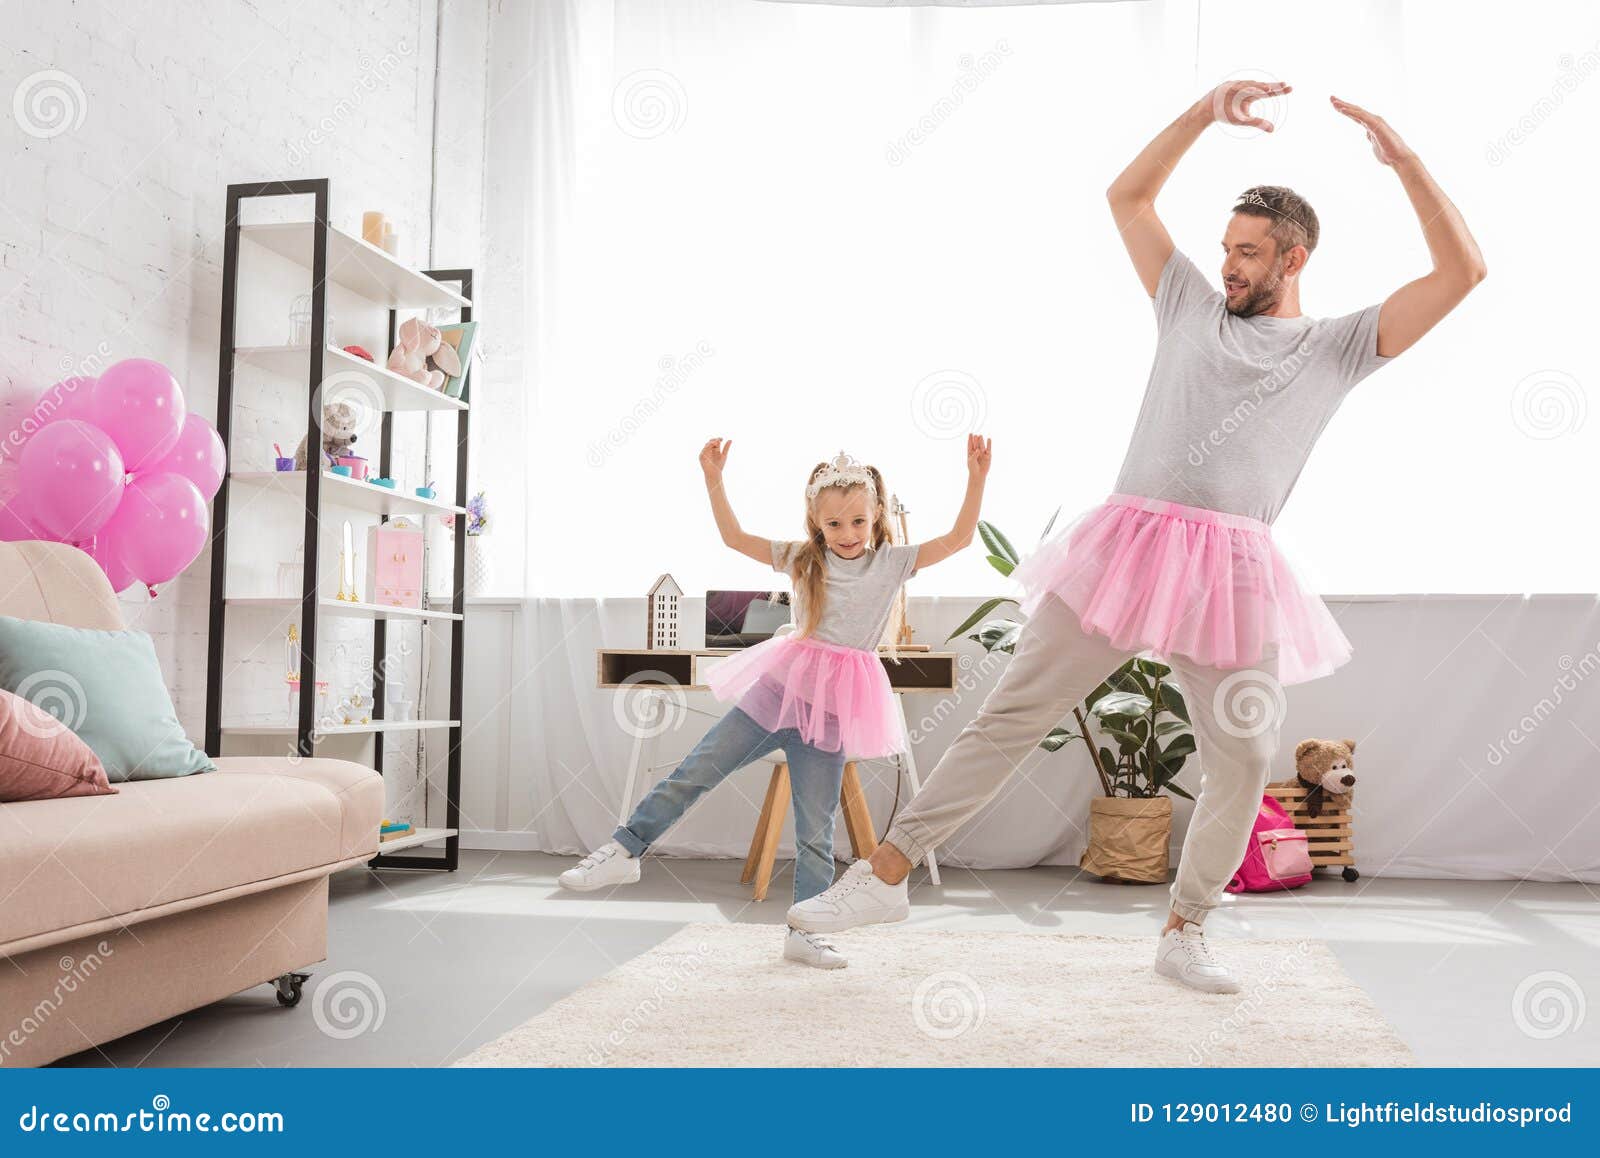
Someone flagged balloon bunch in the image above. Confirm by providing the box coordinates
[0,359,225,597]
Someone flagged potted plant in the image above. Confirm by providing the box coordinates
[948,521,1195,884]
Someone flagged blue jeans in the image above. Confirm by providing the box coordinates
[613,707,846,906]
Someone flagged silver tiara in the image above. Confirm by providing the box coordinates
[806,450,876,500]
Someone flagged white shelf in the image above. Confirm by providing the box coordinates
[241,222,471,311]
[376,826,457,854]
[225,596,462,622]
[229,469,466,518]
[219,719,460,738]
[236,344,468,413]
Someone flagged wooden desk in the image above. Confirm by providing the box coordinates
[596,647,958,884]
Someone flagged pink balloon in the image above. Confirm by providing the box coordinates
[17,420,127,541]
[84,532,139,594]
[139,412,225,498]
[3,376,98,458]
[0,499,47,542]
[92,358,186,472]
[99,472,209,587]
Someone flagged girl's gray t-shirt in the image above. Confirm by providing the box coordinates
[1112,248,1394,525]
[772,540,921,651]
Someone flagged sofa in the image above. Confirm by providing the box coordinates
[0,540,384,1067]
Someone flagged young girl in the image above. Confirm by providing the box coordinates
[560,434,993,968]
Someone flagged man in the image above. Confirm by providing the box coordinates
[788,81,1485,993]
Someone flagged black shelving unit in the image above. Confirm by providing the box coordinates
[204,178,471,872]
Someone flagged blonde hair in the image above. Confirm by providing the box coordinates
[782,460,906,660]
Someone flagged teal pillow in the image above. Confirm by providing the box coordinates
[0,615,214,783]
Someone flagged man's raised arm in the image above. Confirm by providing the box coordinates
[1107,81,1293,296]
[1330,95,1487,358]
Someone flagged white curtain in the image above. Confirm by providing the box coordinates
[477,0,1600,599]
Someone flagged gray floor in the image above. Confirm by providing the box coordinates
[58,850,1599,1067]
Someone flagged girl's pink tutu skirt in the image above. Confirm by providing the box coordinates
[705,634,907,758]
[1011,493,1351,686]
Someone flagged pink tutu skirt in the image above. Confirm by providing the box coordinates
[1011,493,1351,685]
[704,634,907,758]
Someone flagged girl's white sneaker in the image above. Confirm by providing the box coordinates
[558,841,641,891]
[786,858,909,933]
[1153,921,1241,994]
[784,927,848,969]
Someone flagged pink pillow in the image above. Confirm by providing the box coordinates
[0,688,116,802]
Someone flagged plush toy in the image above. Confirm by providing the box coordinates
[385,318,460,392]
[1290,737,1357,819]
[293,400,361,469]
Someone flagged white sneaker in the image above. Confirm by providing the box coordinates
[786,858,909,933]
[558,841,641,892]
[1154,921,1241,994]
[784,927,848,970]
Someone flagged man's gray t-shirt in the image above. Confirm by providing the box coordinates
[772,540,920,650]
[1112,248,1393,524]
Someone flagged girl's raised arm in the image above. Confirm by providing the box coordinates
[701,437,773,566]
[915,434,992,571]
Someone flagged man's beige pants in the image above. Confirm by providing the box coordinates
[883,595,1284,924]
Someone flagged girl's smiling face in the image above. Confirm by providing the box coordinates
[812,486,874,560]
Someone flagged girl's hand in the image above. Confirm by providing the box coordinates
[700,437,731,479]
[966,434,992,481]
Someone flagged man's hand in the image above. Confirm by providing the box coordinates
[1330,95,1416,166]
[1208,80,1293,133]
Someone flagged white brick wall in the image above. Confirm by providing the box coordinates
[0,0,488,824]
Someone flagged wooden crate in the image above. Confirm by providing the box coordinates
[1265,780,1359,881]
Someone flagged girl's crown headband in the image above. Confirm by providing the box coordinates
[806,450,876,500]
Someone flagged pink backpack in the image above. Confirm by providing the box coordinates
[1225,793,1313,894]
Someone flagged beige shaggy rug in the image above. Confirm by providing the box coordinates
[456,923,1413,1067]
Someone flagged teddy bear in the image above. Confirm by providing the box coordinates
[293,399,361,469]
[385,318,461,392]
[1285,737,1357,819]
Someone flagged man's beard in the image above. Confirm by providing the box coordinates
[1225,263,1285,318]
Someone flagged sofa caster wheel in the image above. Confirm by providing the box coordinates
[273,971,310,1007]
[1342,866,1359,882]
